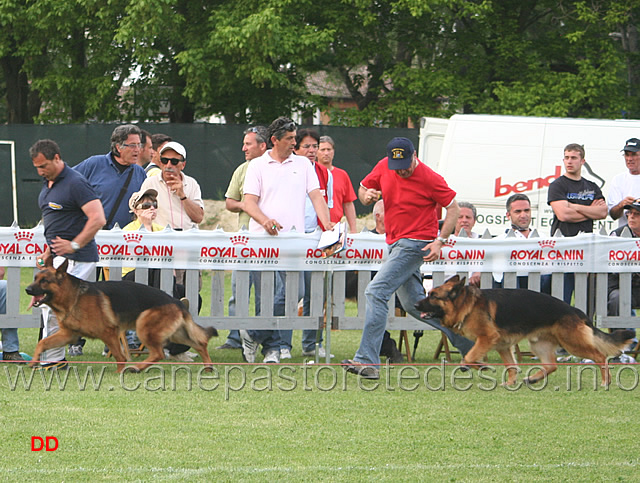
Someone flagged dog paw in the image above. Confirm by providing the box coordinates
[459,364,470,372]
[123,366,140,374]
[523,377,540,386]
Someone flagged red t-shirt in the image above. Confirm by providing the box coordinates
[329,166,357,223]
[361,158,456,244]
[314,162,331,230]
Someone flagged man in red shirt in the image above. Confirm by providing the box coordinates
[317,136,357,233]
[342,137,473,379]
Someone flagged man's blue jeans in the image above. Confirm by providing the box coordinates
[354,238,474,366]
[245,272,283,354]
[279,271,323,352]
[226,272,262,348]
[0,280,19,352]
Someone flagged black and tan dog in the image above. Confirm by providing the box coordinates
[415,275,635,386]
[26,260,217,372]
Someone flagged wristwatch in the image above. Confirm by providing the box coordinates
[436,236,448,244]
[70,241,80,252]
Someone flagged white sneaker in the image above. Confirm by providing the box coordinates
[280,348,292,359]
[168,352,195,362]
[263,350,280,363]
[302,347,334,358]
[240,330,259,363]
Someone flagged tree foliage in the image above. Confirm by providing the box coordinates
[0,0,638,125]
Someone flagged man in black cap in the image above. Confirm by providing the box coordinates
[608,138,640,228]
[342,137,473,379]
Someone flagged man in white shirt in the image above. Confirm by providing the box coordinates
[608,138,640,228]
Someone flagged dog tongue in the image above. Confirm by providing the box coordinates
[28,295,44,309]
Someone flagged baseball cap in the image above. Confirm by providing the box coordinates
[159,141,187,160]
[623,199,640,212]
[622,138,640,153]
[129,188,158,212]
[386,137,415,170]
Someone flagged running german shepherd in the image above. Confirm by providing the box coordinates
[26,259,217,373]
[415,275,635,386]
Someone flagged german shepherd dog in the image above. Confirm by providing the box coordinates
[415,275,635,386]
[25,260,217,372]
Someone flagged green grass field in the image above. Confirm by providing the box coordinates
[2,271,640,480]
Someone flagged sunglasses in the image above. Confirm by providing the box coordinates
[282,121,296,131]
[160,156,184,166]
[135,201,158,210]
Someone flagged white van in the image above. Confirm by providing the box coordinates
[418,114,640,236]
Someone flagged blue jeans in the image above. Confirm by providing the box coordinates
[226,272,262,348]
[280,271,323,352]
[246,272,283,354]
[354,239,474,366]
[562,273,574,304]
[0,280,19,352]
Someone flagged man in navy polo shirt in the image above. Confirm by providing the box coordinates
[74,124,147,230]
[30,139,106,370]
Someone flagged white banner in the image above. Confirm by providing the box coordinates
[0,226,637,273]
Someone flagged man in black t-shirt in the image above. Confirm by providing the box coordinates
[547,143,607,303]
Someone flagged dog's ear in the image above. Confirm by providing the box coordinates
[446,274,460,284]
[56,259,69,275]
[448,276,467,299]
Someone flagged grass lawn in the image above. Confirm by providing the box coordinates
[2,270,640,480]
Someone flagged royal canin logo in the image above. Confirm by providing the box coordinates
[495,166,562,197]
[14,231,34,242]
[609,240,640,261]
[510,239,583,261]
[201,235,278,258]
[439,238,484,261]
[346,237,354,248]
[230,235,249,246]
[0,230,47,256]
[123,233,143,244]
[98,235,173,257]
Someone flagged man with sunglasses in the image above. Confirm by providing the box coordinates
[74,124,147,230]
[139,141,204,292]
[139,141,204,231]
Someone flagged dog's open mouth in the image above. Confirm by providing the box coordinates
[415,298,442,319]
[31,294,48,307]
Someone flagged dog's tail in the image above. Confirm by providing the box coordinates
[183,311,218,344]
[593,328,635,357]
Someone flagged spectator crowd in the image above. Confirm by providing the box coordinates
[2,121,640,376]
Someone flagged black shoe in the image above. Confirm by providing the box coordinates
[2,351,26,364]
[342,359,380,380]
[216,342,241,350]
[380,338,404,364]
[388,347,404,364]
